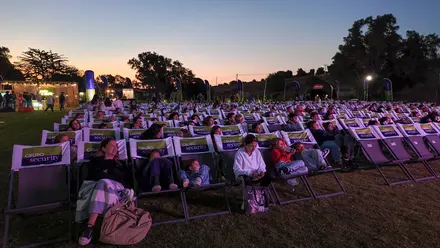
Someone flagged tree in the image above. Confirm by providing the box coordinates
[0,47,24,80]
[296,68,307,76]
[309,69,315,76]
[15,48,75,82]
[127,51,195,95]
[316,67,325,76]
[265,71,293,92]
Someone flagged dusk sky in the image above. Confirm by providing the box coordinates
[1,0,439,84]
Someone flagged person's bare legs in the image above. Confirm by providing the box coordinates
[79,213,99,246]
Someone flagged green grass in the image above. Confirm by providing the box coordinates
[2,112,440,247]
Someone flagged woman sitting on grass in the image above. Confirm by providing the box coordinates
[76,138,133,246]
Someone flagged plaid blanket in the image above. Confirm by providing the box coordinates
[75,179,131,223]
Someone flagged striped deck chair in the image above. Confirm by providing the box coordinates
[4,143,72,248]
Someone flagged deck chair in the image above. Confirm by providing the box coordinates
[213,134,245,184]
[372,125,436,182]
[173,135,231,220]
[54,122,70,131]
[41,130,82,145]
[4,143,72,248]
[220,124,244,135]
[188,125,212,136]
[280,130,346,199]
[263,116,285,132]
[122,128,146,142]
[83,127,121,142]
[348,126,413,186]
[129,137,187,225]
[418,123,440,156]
[396,124,438,178]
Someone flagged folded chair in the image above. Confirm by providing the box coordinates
[129,137,187,225]
[372,125,436,182]
[281,130,346,199]
[173,135,231,220]
[4,143,72,248]
[348,126,413,186]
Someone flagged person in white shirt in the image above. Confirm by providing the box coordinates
[112,95,123,111]
[44,95,55,112]
[233,134,271,186]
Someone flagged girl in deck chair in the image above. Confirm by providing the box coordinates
[292,142,330,174]
[179,159,211,188]
[139,150,178,192]
[271,138,308,190]
[76,138,134,246]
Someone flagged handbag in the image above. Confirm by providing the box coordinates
[244,186,269,215]
[100,201,152,245]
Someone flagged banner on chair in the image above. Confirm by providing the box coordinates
[189,126,211,136]
[130,137,174,158]
[376,126,399,138]
[220,125,244,135]
[252,132,280,149]
[150,121,172,127]
[352,127,376,140]
[41,130,82,145]
[281,130,316,146]
[90,121,118,129]
[209,109,220,115]
[343,119,360,128]
[62,117,86,125]
[83,128,120,142]
[123,128,145,141]
[214,134,244,151]
[399,124,420,136]
[54,123,69,132]
[163,127,186,138]
[77,140,127,161]
[263,117,282,125]
[173,136,214,155]
[419,123,438,134]
[12,143,70,171]
[242,113,257,121]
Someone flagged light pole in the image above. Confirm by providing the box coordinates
[364,75,372,101]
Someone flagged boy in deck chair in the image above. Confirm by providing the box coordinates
[179,159,211,188]
[292,142,330,174]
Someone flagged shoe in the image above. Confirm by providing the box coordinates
[78,224,94,246]
[194,177,202,186]
[169,183,178,190]
[152,185,161,192]
[321,148,330,158]
[183,179,190,188]
[279,167,289,176]
[287,178,299,187]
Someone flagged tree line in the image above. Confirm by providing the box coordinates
[1,14,439,98]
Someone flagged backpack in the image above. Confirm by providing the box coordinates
[100,201,152,245]
[244,185,269,215]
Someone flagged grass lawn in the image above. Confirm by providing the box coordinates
[2,111,440,247]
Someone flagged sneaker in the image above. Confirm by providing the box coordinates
[78,224,94,246]
[279,167,289,176]
[169,183,178,190]
[152,185,161,192]
[321,148,330,158]
[194,177,202,186]
[287,178,299,187]
[183,179,190,188]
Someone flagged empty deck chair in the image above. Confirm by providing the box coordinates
[4,143,72,248]
[83,127,121,142]
[173,135,231,220]
[348,126,412,186]
[129,137,187,225]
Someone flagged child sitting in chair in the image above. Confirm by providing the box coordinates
[179,159,210,188]
[292,142,331,174]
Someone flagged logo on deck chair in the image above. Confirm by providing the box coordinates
[243,113,256,121]
[420,124,437,134]
[221,135,243,150]
[221,125,241,135]
[344,119,359,128]
[180,138,209,153]
[92,122,114,128]
[89,129,116,142]
[128,129,144,140]
[154,121,171,127]
[163,127,182,138]
[255,134,278,148]
[265,117,280,125]
[355,128,375,139]
[22,146,63,166]
[192,126,211,136]
[378,126,398,137]
[46,131,77,145]
[401,125,420,135]
[83,142,101,160]
[57,124,69,131]
[288,132,311,144]
[136,140,168,157]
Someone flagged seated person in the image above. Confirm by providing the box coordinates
[282,113,303,131]
[323,122,354,161]
[203,116,215,126]
[271,138,307,189]
[131,116,143,129]
[368,120,380,126]
[308,121,343,166]
[140,150,178,192]
[379,117,393,125]
[234,114,244,124]
[224,113,236,125]
[252,122,265,134]
[179,159,210,187]
[76,138,133,246]
[67,119,82,131]
[292,142,330,173]
[54,133,78,162]
[233,134,271,186]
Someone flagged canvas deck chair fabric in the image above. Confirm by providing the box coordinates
[173,135,231,220]
[373,125,436,182]
[280,130,346,200]
[41,130,82,146]
[213,134,245,184]
[83,127,121,142]
[188,125,212,136]
[418,122,440,156]
[263,116,285,132]
[129,137,187,225]
[220,124,244,135]
[340,118,363,130]
[348,126,413,186]
[4,143,72,248]
[148,120,173,128]
[123,128,145,141]
[54,122,70,131]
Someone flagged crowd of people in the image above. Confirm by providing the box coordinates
[28,94,440,245]
[0,90,67,112]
